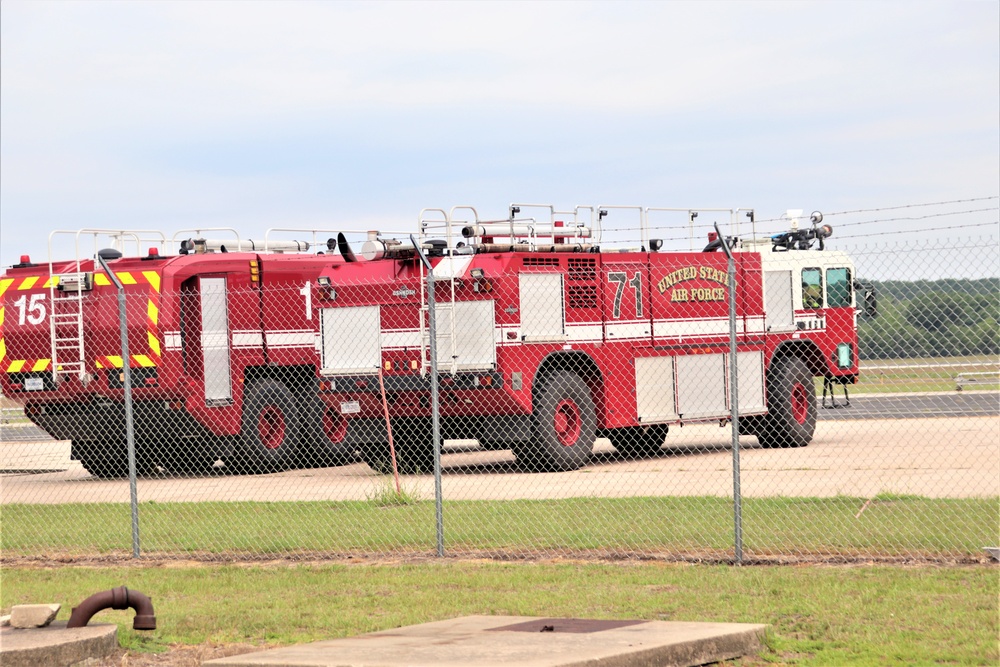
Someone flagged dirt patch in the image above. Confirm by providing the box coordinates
[1,550,994,570]
[91,643,261,666]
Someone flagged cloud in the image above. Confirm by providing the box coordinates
[1,1,997,267]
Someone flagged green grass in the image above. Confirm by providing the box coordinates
[851,354,999,394]
[1,561,995,666]
[365,477,425,507]
[2,496,995,559]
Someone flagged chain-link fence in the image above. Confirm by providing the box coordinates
[1,231,997,564]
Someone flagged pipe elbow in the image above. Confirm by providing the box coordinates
[66,586,157,630]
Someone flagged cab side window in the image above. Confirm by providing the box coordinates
[802,268,823,309]
[827,267,852,308]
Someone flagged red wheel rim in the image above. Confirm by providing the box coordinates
[323,409,348,444]
[790,383,809,425]
[258,406,286,449]
[553,399,582,446]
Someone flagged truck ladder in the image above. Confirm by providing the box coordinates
[417,209,464,377]
[48,274,87,382]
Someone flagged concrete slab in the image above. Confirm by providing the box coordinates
[0,621,117,667]
[204,615,768,667]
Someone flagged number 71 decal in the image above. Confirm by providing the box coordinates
[608,272,643,319]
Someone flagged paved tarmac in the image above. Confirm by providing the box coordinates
[203,615,768,667]
[2,416,997,503]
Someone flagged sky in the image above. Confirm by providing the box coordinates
[1,1,998,270]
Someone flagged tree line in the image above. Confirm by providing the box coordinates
[857,278,998,360]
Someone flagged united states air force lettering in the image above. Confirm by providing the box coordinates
[656,266,729,303]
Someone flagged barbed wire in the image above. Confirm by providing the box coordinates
[823,195,999,217]
[833,221,1000,240]
[630,219,1000,244]
[822,207,999,229]
[590,201,1000,244]
[846,244,999,257]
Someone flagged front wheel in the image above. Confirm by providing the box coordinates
[517,371,596,472]
[756,357,816,449]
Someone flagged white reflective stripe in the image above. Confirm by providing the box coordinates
[381,329,421,349]
[231,331,263,348]
[564,323,603,342]
[497,326,521,345]
[267,331,317,348]
[653,318,730,338]
[606,321,651,340]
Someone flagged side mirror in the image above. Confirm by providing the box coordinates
[864,286,877,318]
[853,280,877,318]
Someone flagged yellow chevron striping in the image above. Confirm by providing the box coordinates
[132,354,156,367]
[142,271,161,292]
[117,272,137,285]
[147,300,159,325]
[42,276,60,288]
[0,278,13,298]
[17,276,39,290]
[0,306,4,328]
[0,339,6,364]
[105,355,124,368]
[7,359,25,373]
[147,331,161,357]
[94,274,111,286]
[31,359,51,372]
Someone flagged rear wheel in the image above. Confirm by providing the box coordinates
[75,440,154,479]
[300,403,356,468]
[517,371,596,472]
[231,380,300,473]
[360,418,435,475]
[756,357,816,449]
[607,424,668,459]
[162,440,220,475]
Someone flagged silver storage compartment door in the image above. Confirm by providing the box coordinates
[435,299,496,371]
[635,356,677,423]
[321,305,381,374]
[735,351,766,414]
[519,273,565,341]
[675,353,728,420]
[200,277,232,403]
[764,270,795,332]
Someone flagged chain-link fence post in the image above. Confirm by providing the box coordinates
[412,235,444,557]
[96,252,140,558]
[715,222,743,564]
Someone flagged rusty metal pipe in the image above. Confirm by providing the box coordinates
[66,585,156,630]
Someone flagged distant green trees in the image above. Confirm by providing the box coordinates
[857,278,998,360]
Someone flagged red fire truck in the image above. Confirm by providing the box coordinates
[0,205,872,477]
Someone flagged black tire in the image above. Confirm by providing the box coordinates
[607,424,668,459]
[518,371,596,472]
[231,380,300,473]
[299,401,356,468]
[756,357,817,449]
[75,440,154,479]
[360,418,435,475]
[161,440,220,476]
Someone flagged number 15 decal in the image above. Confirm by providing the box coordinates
[608,272,643,319]
[13,294,47,325]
